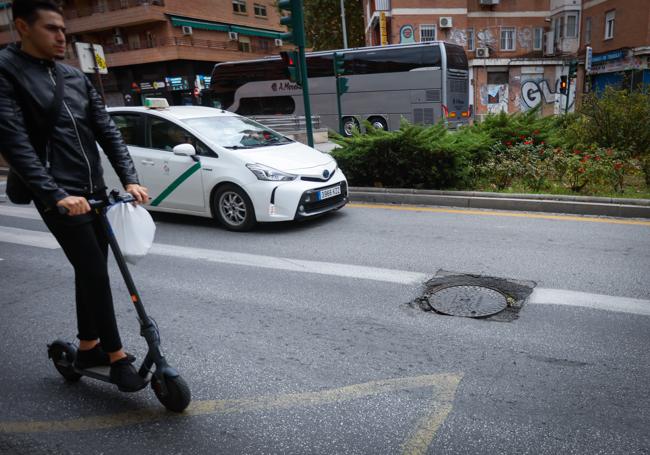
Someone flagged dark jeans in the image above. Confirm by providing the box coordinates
[36,196,123,353]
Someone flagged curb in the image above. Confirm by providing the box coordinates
[350,187,650,219]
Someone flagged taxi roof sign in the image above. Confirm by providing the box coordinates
[144,98,170,109]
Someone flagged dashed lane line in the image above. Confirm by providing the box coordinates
[0,373,462,455]
[1,225,649,316]
[0,226,428,285]
[348,203,650,227]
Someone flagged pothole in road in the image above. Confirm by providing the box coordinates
[409,270,536,322]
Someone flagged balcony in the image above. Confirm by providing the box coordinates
[64,36,277,68]
[63,0,167,34]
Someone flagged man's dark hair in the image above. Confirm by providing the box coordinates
[11,0,63,24]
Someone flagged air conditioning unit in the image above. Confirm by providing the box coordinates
[476,47,489,58]
[181,25,193,35]
[274,38,283,47]
[439,17,453,29]
[479,0,499,5]
[228,31,239,41]
[113,35,124,45]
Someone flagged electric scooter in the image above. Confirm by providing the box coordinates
[47,190,191,413]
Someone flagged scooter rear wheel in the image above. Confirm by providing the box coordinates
[48,340,82,382]
[152,374,191,412]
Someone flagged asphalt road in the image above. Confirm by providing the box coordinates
[0,199,649,455]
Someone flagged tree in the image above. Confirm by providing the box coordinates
[302,0,365,51]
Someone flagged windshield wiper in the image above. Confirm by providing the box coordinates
[225,145,257,150]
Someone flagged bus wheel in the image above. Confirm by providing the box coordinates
[368,116,388,131]
[342,117,360,137]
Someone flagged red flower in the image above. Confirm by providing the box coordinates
[580,157,588,163]
[520,135,526,139]
[584,154,590,159]
[533,129,540,135]
[505,141,512,146]
[578,168,586,173]
[573,150,581,155]
[524,140,533,145]
[606,149,614,156]
[540,141,545,145]
[614,162,623,170]
[595,156,601,161]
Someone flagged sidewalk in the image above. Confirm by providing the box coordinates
[2,166,649,218]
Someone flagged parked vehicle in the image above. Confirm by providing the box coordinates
[206,41,471,135]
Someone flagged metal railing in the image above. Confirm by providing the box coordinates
[64,0,164,19]
[102,36,273,55]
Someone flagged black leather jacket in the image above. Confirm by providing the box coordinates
[0,44,139,208]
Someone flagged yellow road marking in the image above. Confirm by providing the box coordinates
[401,374,462,455]
[0,373,462,455]
[348,203,650,227]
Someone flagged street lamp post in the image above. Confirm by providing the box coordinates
[340,0,348,49]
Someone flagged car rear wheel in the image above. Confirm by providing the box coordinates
[212,184,257,231]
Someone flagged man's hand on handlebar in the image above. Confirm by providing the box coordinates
[125,184,149,204]
[56,196,92,216]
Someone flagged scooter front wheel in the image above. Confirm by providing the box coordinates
[47,340,82,382]
[152,374,191,412]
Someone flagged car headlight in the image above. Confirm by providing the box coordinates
[246,163,297,182]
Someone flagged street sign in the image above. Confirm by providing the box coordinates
[585,46,593,74]
[75,42,108,74]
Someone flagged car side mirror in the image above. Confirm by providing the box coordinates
[172,143,196,157]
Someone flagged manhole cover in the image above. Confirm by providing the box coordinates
[427,285,508,318]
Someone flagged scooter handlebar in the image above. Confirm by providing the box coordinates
[57,192,136,215]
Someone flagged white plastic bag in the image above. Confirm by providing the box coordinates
[106,203,156,265]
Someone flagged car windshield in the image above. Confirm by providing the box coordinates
[182,115,292,149]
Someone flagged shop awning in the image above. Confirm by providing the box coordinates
[230,25,283,39]
[169,17,229,32]
[169,16,284,39]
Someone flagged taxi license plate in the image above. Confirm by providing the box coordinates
[317,185,341,201]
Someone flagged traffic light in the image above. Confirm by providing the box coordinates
[278,0,305,46]
[333,52,346,76]
[568,60,578,78]
[333,52,349,94]
[337,77,349,95]
[280,50,302,86]
[559,75,568,94]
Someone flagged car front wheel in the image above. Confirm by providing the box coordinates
[212,184,257,231]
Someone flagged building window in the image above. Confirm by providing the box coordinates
[467,28,475,51]
[419,24,436,42]
[585,17,591,44]
[533,27,543,50]
[238,35,251,52]
[605,10,615,40]
[232,0,247,14]
[566,14,578,38]
[500,27,515,51]
[254,4,267,17]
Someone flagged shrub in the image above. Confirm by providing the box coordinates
[331,121,476,189]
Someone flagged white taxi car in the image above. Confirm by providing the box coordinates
[102,100,348,231]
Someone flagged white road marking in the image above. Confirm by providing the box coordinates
[0,226,59,249]
[529,288,650,317]
[0,204,42,220]
[152,243,429,285]
[1,223,649,316]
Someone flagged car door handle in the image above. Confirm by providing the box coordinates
[141,159,155,166]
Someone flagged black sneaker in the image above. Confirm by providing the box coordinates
[74,344,136,370]
[110,357,146,392]
[74,344,110,369]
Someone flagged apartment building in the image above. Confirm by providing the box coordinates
[363,0,584,117]
[578,0,650,96]
[0,0,287,106]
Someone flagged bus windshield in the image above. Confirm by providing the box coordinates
[183,116,291,149]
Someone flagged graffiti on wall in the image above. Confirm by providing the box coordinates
[400,25,416,44]
[517,27,533,49]
[517,78,576,113]
[476,29,496,48]
[448,29,468,47]
[480,84,509,113]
